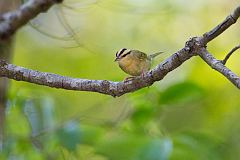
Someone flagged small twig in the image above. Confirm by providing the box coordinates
[0,0,63,40]
[198,48,240,89]
[221,45,240,65]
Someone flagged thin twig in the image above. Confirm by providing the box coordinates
[0,0,63,41]
[221,45,240,65]
[198,48,240,88]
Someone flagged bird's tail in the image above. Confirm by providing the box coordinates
[148,51,164,60]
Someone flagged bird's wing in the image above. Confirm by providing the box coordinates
[132,50,147,61]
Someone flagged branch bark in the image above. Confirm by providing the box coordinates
[0,45,196,97]
[221,45,240,65]
[198,48,240,88]
[0,0,62,41]
[200,5,240,45]
[0,3,239,97]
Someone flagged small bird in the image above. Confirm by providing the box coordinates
[114,48,163,77]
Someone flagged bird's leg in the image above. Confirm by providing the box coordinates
[124,76,135,82]
[124,71,145,82]
[141,70,145,79]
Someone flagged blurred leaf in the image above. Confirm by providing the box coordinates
[56,121,81,151]
[159,81,205,105]
[80,125,104,145]
[134,138,172,160]
[170,132,222,160]
[6,106,30,137]
[131,106,154,125]
[96,134,148,160]
[97,134,172,160]
[76,145,107,160]
[23,97,55,136]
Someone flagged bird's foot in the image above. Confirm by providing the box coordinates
[141,72,145,79]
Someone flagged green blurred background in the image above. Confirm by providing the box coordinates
[3,0,240,159]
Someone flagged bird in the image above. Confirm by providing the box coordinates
[114,48,163,78]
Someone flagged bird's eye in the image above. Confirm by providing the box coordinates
[118,48,127,56]
[121,51,131,58]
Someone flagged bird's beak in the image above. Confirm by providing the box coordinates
[114,57,120,62]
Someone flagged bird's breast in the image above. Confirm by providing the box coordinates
[118,58,151,76]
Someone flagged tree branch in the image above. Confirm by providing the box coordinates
[221,45,240,65]
[200,5,240,45]
[0,44,196,97]
[0,4,239,97]
[0,0,62,41]
[198,48,240,88]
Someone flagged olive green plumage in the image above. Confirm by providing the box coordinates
[115,48,163,76]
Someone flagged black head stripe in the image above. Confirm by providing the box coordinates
[121,50,131,58]
[118,48,127,57]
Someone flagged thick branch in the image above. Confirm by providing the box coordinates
[198,48,240,88]
[0,43,195,97]
[0,0,62,40]
[200,5,240,45]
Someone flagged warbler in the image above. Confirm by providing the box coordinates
[115,48,163,77]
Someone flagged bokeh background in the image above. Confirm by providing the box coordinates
[3,0,240,159]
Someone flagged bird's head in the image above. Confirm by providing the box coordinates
[114,48,131,62]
